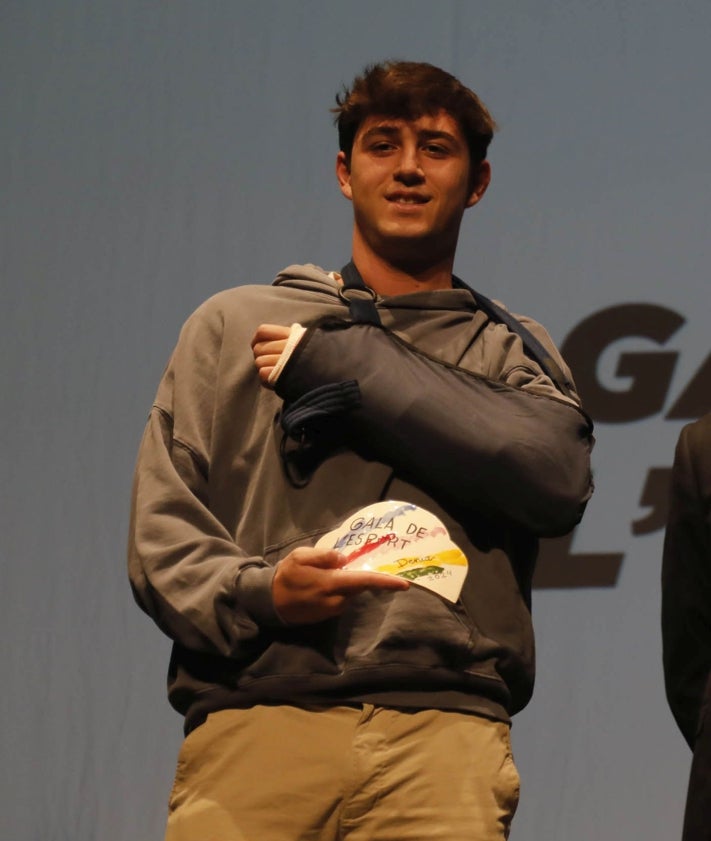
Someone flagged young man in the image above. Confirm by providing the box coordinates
[129,61,594,840]
[662,414,711,841]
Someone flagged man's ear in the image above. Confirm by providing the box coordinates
[336,151,353,200]
[466,160,491,208]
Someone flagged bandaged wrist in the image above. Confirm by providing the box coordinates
[267,323,307,385]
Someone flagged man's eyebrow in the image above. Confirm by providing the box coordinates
[417,129,460,145]
[360,125,401,141]
[359,125,462,146]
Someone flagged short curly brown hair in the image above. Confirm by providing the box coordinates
[333,60,497,165]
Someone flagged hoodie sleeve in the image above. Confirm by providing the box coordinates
[127,305,283,656]
[275,320,594,537]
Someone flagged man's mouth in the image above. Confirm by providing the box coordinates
[386,192,429,205]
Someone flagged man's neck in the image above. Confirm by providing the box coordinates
[352,247,455,296]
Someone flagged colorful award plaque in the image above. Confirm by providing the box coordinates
[316,500,468,603]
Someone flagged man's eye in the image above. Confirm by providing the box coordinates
[371,142,395,153]
[424,143,449,156]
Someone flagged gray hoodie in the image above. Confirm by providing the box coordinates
[128,265,593,733]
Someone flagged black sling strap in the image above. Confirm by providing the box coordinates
[339,260,575,399]
[339,261,382,325]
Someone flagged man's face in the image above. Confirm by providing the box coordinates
[336,110,490,270]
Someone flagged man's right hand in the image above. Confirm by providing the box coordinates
[272,547,410,625]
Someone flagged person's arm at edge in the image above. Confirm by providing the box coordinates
[662,422,711,748]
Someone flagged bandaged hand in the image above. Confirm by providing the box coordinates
[251,323,306,387]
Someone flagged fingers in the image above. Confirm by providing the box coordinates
[251,323,291,349]
[251,324,291,386]
[331,569,410,595]
[252,341,287,368]
[286,548,408,586]
[272,547,409,625]
[286,547,347,569]
[253,353,282,385]
[252,339,288,360]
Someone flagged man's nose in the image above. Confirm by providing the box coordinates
[394,147,425,185]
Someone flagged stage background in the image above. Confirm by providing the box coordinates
[2,1,709,838]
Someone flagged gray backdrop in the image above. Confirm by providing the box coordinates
[3,1,709,838]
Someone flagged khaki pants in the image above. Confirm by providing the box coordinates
[165,704,520,841]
